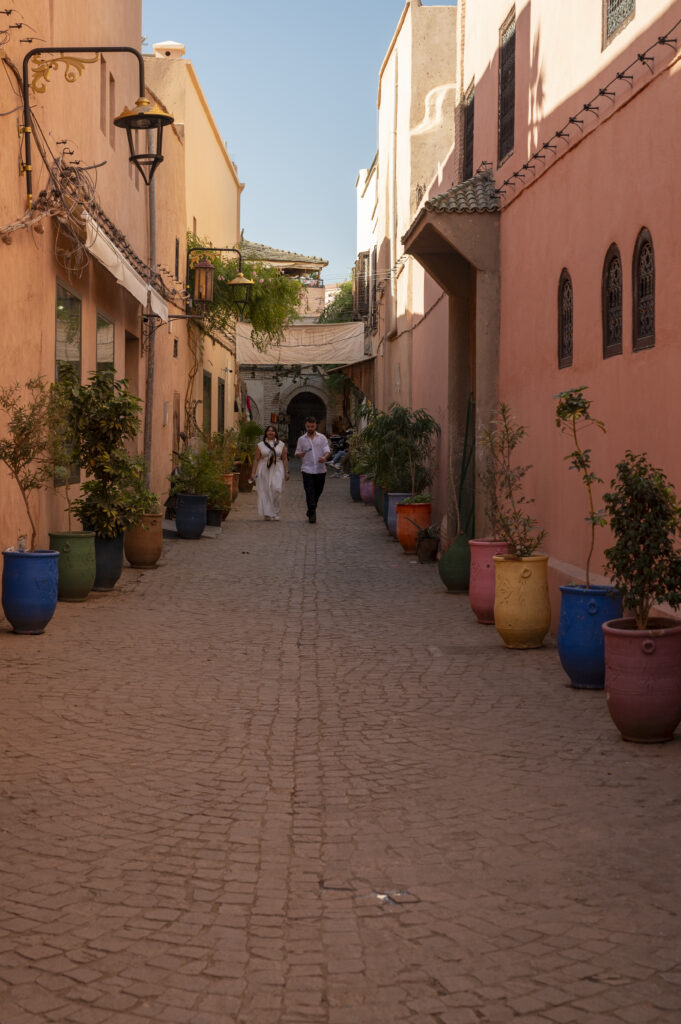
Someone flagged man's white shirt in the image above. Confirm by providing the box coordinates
[295,432,330,474]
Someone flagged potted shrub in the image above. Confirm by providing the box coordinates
[44,369,97,601]
[167,448,208,539]
[383,405,440,551]
[602,451,681,742]
[70,371,144,591]
[123,458,164,569]
[396,493,432,554]
[410,521,440,563]
[0,378,59,633]
[480,403,550,649]
[554,387,622,688]
[235,420,263,492]
[467,425,511,621]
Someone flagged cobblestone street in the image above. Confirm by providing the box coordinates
[1,472,680,1024]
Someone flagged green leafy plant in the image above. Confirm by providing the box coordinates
[70,371,144,538]
[317,280,353,324]
[46,367,81,530]
[234,420,263,468]
[480,403,545,558]
[352,403,440,494]
[187,233,302,350]
[169,446,231,511]
[603,451,681,630]
[555,386,606,587]
[406,519,440,539]
[0,378,51,550]
[401,493,432,504]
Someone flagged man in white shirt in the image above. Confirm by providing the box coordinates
[294,416,331,523]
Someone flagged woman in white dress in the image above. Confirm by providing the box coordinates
[249,426,289,520]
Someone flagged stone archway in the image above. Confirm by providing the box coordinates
[286,391,327,453]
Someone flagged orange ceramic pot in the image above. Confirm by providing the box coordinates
[396,502,431,554]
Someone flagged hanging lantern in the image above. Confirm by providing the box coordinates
[228,271,254,316]
[193,259,215,304]
[113,98,174,185]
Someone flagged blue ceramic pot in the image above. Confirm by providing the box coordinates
[175,494,207,539]
[93,533,125,591]
[2,549,59,634]
[558,584,622,689]
[349,474,361,502]
[385,493,410,538]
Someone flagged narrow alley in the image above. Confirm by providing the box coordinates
[1,475,680,1024]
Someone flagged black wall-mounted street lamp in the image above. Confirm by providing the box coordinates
[187,246,254,317]
[21,46,173,207]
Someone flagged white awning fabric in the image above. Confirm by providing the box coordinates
[236,321,368,365]
[84,214,169,323]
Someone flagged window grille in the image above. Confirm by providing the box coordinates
[462,85,475,181]
[217,377,225,434]
[353,251,370,317]
[602,244,623,357]
[558,270,573,369]
[604,0,635,44]
[370,247,377,330]
[633,228,654,351]
[498,13,515,165]
[96,313,114,373]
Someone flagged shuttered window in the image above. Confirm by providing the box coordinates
[498,13,515,165]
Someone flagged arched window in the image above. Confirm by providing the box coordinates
[602,244,622,358]
[558,269,573,369]
[633,228,654,351]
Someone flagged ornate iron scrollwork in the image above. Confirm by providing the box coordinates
[30,53,99,94]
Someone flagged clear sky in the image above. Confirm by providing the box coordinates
[141,0,411,284]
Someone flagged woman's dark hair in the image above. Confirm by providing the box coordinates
[263,425,279,442]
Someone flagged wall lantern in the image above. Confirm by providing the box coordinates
[187,246,254,318]
[21,45,173,207]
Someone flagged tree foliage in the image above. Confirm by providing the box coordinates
[604,451,681,629]
[0,378,51,550]
[187,233,302,350]
[318,280,353,324]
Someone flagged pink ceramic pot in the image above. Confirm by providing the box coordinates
[468,539,511,623]
[359,475,374,505]
[603,617,681,743]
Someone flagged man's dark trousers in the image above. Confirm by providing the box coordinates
[302,472,326,517]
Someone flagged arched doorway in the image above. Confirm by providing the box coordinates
[286,392,327,453]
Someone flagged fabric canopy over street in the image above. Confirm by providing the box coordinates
[84,214,169,323]
[236,321,368,366]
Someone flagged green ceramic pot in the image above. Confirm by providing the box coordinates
[49,531,96,602]
[438,534,471,592]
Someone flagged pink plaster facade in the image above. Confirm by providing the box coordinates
[362,0,681,621]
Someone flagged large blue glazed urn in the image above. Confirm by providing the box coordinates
[558,584,622,689]
[2,549,59,634]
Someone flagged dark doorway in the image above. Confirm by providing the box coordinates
[286,392,327,453]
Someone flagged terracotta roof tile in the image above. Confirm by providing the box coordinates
[424,168,500,215]
[241,238,327,266]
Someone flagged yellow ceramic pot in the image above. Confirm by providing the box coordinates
[493,554,551,649]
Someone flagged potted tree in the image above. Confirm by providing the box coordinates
[70,371,144,591]
[123,458,164,569]
[46,369,96,602]
[554,387,621,688]
[168,448,208,539]
[0,378,59,633]
[387,405,440,553]
[602,451,681,742]
[467,419,511,621]
[408,521,440,563]
[480,403,550,649]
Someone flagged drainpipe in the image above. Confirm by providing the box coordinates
[143,127,157,489]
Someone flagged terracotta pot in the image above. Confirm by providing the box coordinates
[468,539,510,622]
[603,617,681,742]
[124,513,163,569]
[493,554,551,649]
[239,462,254,492]
[359,475,374,504]
[396,502,431,554]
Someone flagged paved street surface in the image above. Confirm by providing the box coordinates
[2,469,681,1024]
